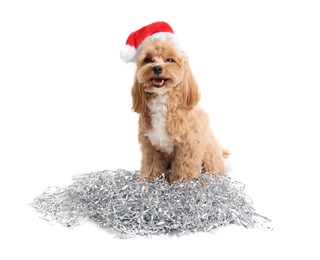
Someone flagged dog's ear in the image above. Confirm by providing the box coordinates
[181,58,200,109]
[131,75,147,113]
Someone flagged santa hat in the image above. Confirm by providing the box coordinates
[120,21,180,63]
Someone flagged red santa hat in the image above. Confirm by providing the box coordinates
[120,21,180,63]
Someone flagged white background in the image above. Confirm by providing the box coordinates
[1,0,319,259]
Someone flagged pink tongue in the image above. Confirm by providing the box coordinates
[152,78,164,86]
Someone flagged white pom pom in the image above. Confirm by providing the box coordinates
[120,45,137,63]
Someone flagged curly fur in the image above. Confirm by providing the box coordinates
[131,38,229,183]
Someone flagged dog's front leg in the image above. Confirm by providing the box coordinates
[169,141,204,183]
[139,136,169,181]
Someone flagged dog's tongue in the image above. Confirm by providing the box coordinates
[152,78,164,86]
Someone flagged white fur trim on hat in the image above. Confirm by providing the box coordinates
[141,32,180,50]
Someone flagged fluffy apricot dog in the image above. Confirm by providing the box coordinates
[121,22,229,183]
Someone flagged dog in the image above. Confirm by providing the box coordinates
[129,37,229,183]
[120,22,229,183]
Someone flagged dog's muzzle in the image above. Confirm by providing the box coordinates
[151,77,168,88]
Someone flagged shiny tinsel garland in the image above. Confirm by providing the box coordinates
[31,169,271,237]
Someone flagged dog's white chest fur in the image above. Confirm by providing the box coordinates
[146,95,174,154]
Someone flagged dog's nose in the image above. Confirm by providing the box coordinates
[153,65,163,75]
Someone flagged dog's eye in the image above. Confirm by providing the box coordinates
[166,58,175,63]
[143,57,153,64]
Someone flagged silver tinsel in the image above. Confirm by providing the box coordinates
[31,169,271,237]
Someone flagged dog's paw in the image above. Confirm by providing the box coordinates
[168,174,182,183]
[203,163,229,176]
[139,169,164,181]
[169,170,200,183]
[139,172,155,181]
